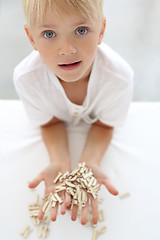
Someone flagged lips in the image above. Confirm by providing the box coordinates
[58,61,81,71]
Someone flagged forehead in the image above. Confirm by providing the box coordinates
[36,7,97,28]
[31,1,100,27]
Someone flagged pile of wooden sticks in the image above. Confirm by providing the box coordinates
[42,162,101,213]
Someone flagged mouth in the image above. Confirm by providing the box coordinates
[58,61,81,71]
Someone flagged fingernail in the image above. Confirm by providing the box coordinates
[51,217,56,221]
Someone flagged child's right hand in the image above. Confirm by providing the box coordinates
[28,162,72,221]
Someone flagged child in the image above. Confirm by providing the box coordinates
[14,0,133,225]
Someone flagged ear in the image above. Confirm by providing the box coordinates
[98,17,106,45]
[24,24,38,51]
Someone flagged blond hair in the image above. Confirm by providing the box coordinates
[22,0,104,26]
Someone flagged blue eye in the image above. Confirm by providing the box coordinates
[76,28,88,35]
[43,31,55,39]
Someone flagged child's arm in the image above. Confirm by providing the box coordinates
[28,117,72,221]
[41,118,71,164]
[71,120,119,225]
[79,120,115,166]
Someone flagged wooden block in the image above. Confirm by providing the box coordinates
[70,168,80,176]
[92,229,97,240]
[78,162,86,169]
[99,209,105,222]
[53,172,63,184]
[119,191,131,199]
[28,209,40,217]
[34,194,39,204]
[82,179,88,187]
[70,175,77,181]
[92,178,97,186]
[92,224,97,228]
[20,226,32,238]
[62,171,70,179]
[73,190,78,200]
[97,226,107,235]
[42,200,52,213]
[80,180,86,189]
[88,177,95,187]
[42,215,51,224]
[83,172,93,179]
[92,183,100,191]
[98,197,104,203]
[82,190,87,203]
[78,190,82,204]
[51,201,56,208]
[65,180,75,188]
[38,225,49,238]
[28,205,40,210]
[66,187,75,196]
[55,186,66,193]
[72,199,78,205]
[51,194,57,202]
[38,225,44,238]
[32,216,40,226]
[20,225,30,235]
[54,193,63,204]
[87,189,97,199]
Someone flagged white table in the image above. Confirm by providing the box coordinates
[0,100,160,240]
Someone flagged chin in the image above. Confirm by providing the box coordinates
[58,74,83,83]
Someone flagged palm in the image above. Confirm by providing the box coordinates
[40,163,70,194]
[89,164,108,185]
[28,162,72,221]
[70,162,119,225]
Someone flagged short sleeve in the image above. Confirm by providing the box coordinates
[13,75,53,127]
[98,73,134,128]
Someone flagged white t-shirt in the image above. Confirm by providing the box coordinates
[13,42,134,128]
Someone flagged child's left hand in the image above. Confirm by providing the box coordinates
[71,162,119,225]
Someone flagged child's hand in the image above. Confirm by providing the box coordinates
[71,163,119,225]
[28,162,72,221]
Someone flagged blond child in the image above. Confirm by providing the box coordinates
[14,0,133,225]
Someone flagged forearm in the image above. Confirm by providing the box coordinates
[79,123,113,166]
[41,122,71,165]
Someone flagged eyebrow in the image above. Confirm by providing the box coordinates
[39,21,93,29]
[39,24,57,29]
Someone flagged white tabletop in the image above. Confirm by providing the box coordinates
[0,100,160,240]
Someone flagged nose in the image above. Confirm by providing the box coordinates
[58,37,76,56]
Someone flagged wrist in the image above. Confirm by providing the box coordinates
[49,159,71,173]
[50,157,71,165]
[79,147,102,167]
[79,158,101,167]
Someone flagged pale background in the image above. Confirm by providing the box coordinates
[0,0,160,100]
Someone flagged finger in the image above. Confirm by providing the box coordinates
[28,174,43,189]
[51,202,59,221]
[38,207,45,220]
[60,202,67,215]
[91,197,99,224]
[103,178,119,196]
[65,192,72,207]
[60,191,72,214]
[67,204,72,210]
[81,195,89,225]
[44,185,55,195]
[60,192,67,215]
[71,204,78,221]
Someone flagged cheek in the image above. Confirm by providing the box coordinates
[38,44,56,63]
[81,40,98,60]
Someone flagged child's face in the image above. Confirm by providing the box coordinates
[25,7,106,83]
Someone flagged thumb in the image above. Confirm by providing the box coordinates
[103,178,119,196]
[28,174,43,189]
